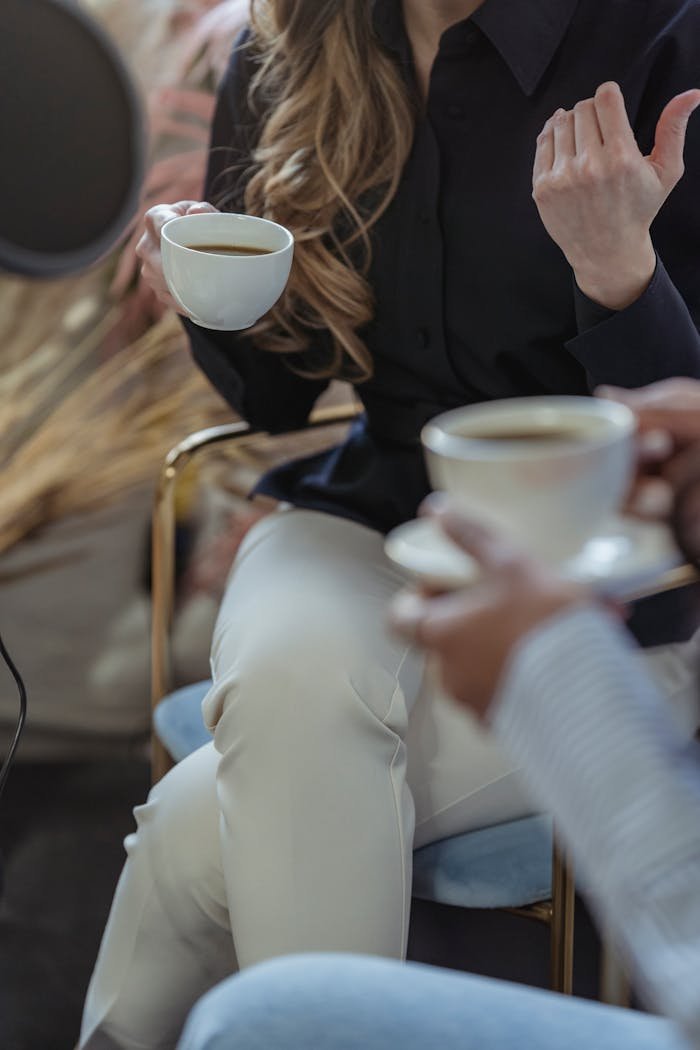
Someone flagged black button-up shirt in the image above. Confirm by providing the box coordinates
[186,0,700,534]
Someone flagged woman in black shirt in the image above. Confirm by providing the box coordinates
[81,2,700,1046]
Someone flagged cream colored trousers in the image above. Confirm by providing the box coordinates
[80,509,536,1049]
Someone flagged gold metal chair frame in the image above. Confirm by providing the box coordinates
[150,404,698,998]
[151,403,364,779]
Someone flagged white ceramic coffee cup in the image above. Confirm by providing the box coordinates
[421,396,636,563]
[161,212,294,330]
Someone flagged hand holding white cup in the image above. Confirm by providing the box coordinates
[421,396,636,565]
[136,200,217,314]
[159,211,294,330]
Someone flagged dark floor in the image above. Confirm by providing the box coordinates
[0,761,151,1050]
[0,759,609,1050]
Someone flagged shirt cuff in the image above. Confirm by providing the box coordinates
[490,604,700,894]
[572,277,617,332]
[490,604,700,1041]
[565,256,700,387]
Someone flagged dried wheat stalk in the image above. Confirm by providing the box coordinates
[0,311,230,556]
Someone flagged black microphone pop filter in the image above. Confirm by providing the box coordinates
[0,0,145,277]
[0,2,145,830]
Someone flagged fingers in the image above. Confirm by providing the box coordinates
[596,381,683,413]
[533,120,555,185]
[186,202,218,215]
[552,109,576,168]
[595,383,641,407]
[535,87,620,181]
[534,94,604,184]
[573,98,603,155]
[671,471,700,567]
[139,257,179,311]
[388,590,430,645]
[598,378,700,415]
[389,586,476,650]
[599,382,700,518]
[649,89,700,187]
[624,432,675,519]
[592,81,636,148]
[539,84,633,162]
[636,428,675,462]
[420,494,529,573]
[661,439,700,490]
[626,476,674,520]
[597,381,700,444]
[135,200,216,314]
[143,200,215,241]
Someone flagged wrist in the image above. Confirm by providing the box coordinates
[515,579,588,641]
[481,579,588,722]
[572,237,657,311]
[486,591,590,725]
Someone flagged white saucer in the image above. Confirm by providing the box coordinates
[385,514,684,597]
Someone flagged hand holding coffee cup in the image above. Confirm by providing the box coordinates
[137,203,294,329]
[137,200,217,314]
[159,210,294,330]
[421,396,636,564]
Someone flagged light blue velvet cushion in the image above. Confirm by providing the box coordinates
[153,680,214,762]
[154,681,552,909]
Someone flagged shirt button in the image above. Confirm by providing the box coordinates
[417,328,430,349]
[446,102,466,119]
[418,209,431,224]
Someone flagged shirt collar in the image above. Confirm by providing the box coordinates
[472,0,580,96]
[372,0,410,62]
[372,0,580,97]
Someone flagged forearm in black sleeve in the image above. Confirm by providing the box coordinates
[564,11,700,389]
[566,255,700,390]
[185,319,329,433]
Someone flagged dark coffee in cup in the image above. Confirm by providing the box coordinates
[454,424,599,442]
[457,428,583,440]
[185,243,274,256]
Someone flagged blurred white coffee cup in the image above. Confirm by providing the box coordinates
[421,396,635,563]
[161,212,294,330]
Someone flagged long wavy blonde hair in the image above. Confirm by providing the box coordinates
[241,0,416,381]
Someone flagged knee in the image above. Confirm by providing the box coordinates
[178,956,360,1050]
[128,748,223,895]
[207,613,407,732]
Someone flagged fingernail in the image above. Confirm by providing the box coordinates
[420,491,451,517]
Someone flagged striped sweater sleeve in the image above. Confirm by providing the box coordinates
[491,606,700,1046]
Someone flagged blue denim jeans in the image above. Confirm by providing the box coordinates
[177,954,690,1050]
